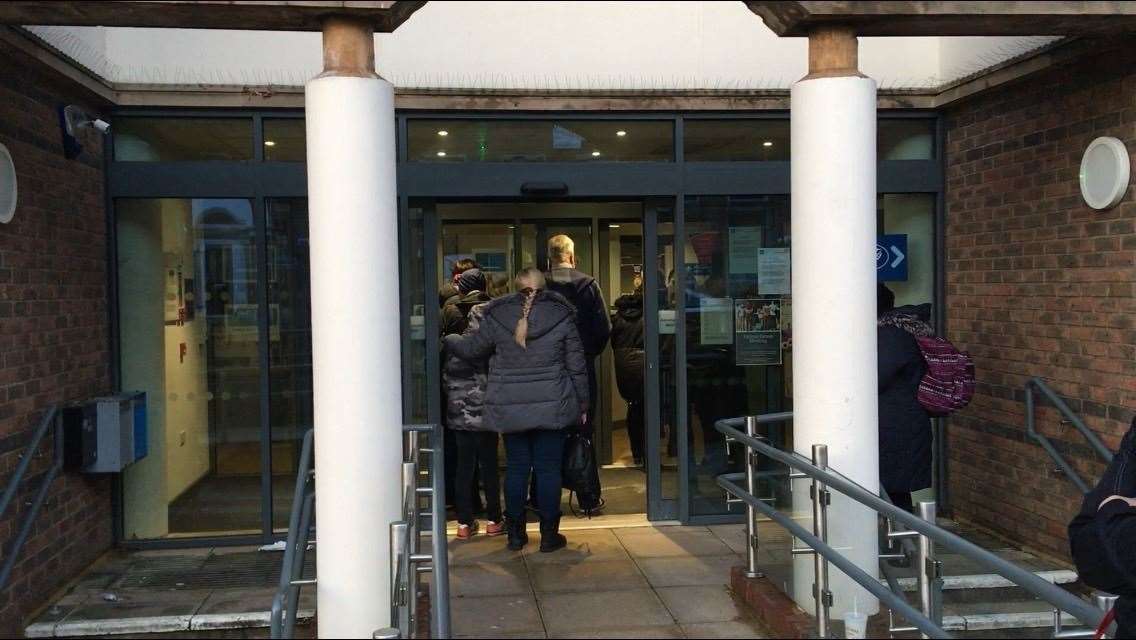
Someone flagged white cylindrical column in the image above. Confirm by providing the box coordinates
[307,72,402,637]
[790,72,880,618]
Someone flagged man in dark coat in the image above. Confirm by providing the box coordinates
[611,290,645,466]
[545,234,610,430]
[1070,418,1136,638]
[877,284,933,513]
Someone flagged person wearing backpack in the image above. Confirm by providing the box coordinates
[877,284,934,513]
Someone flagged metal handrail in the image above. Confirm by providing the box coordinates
[270,429,316,639]
[1025,377,1113,494]
[715,415,1106,638]
[0,405,62,591]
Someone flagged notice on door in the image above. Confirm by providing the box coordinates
[758,247,790,295]
[699,297,734,345]
[735,298,782,366]
[728,227,762,275]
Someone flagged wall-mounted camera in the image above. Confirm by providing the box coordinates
[58,104,110,160]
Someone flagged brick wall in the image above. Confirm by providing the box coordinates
[944,36,1136,560]
[0,35,112,634]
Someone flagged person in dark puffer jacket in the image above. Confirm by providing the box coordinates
[442,269,501,540]
[611,289,646,467]
[444,268,589,553]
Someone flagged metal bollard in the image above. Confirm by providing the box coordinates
[744,416,763,578]
[916,501,943,638]
[373,628,400,639]
[811,444,832,639]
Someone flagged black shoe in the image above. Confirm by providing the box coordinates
[506,515,528,551]
[539,517,567,553]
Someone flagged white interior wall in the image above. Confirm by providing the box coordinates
[27,2,1057,90]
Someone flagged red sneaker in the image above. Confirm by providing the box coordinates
[456,522,478,540]
[484,520,504,537]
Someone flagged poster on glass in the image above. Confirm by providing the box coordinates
[735,298,782,366]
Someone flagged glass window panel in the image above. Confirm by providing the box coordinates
[114,118,254,161]
[683,120,790,161]
[683,195,793,517]
[879,119,935,160]
[879,193,935,309]
[267,198,312,530]
[407,119,673,162]
[118,198,262,538]
[263,119,306,162]
[658,211,679,502]
[405,204,429,424]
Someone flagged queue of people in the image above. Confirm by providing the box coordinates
[440,236,609,552]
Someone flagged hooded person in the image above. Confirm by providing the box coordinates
[444,268,589,553]
[877,283,934,513]
[610,280,649,466]
[441,268,502,539]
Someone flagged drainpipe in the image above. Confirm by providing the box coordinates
[307,15,402,639]
[789,24,881,619]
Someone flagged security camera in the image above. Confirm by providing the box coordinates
[58,105,110,159]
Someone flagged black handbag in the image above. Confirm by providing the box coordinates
[562,430,604,518]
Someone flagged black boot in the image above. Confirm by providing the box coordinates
[539,516,567,553]
[506,514,528,551]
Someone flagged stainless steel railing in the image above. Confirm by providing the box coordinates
[270,428,316,639]
[0,405,62,591]
[1025,377,1114,494]
[382,423,451,640]
[271,423,452,640]
[716,413,1109,639]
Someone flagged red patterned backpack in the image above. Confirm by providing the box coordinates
[914,336,976,416]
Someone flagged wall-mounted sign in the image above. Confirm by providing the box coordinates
[876,234,908,282]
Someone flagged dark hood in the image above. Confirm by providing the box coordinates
[614,294,643,321]
[456,268,488,295]
[484,290,575,341]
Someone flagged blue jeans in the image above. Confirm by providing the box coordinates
[503,429,566,523]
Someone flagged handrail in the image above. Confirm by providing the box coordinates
[1025,377,1113,494]
[270,429,316,639]
[715,415,1106,637]
[0,405,62,591]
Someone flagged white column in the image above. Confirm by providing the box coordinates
[306,50,402,637]
[789,73,880,617]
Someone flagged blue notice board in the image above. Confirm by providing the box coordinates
[876,234,908,282]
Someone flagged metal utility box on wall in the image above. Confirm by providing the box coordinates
[63,392,147,473]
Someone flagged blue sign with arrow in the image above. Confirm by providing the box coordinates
[876,234,908,282]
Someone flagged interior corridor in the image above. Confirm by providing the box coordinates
[443,523,769,639]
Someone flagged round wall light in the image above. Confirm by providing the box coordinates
[1079,136,1130,210]
[0,143,15,224]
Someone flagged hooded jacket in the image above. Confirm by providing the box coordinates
[444,290,589,434]
[442,292,492,431]
[610,293,645,402]
[878,303,934,494]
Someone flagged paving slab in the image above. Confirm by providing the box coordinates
[448,536,525,566]
[528,558,649,593]
[522,528,631,564]
[681,619,770,638]
[655,585,753,624]
[614,526,734,558]
[550,624,686,638]
[59,588,212,622]
[451,594,544,636]
[708,524,749,554]
[636,555,740,587]
[449,559,532,597]
[537,589,674,635]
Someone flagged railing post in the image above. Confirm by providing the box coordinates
[917,501,943,638]
[811,444,831,639]
[744,416,763,579]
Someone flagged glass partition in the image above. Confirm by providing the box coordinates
[408,119,674,162]
[114,118,254,161]
[879,119,935,160]
[118,198,262,538]
[684,119,790,161]
[263,119,306,162]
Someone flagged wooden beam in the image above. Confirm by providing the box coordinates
[806,25,859,78]
[0,1,426,32]
[321,16,376,78]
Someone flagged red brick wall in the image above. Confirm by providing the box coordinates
[944,37,1136,560]
[0,37,112,634]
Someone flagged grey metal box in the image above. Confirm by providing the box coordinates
[81,392,147,473]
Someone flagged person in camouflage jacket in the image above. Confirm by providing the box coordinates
[442,269,503,538]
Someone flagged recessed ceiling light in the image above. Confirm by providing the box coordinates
[762,140,774,147]
[616,130,627,137]
[264,140,276,147]
[436,151,447,157]
[592,151,601,157]
[437,130,449,136]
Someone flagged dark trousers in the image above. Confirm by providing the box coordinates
[888,490,914,514]
[505,429,566,523]
[454,431,501,525]
[626,399,645,462]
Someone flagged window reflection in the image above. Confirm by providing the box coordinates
[408,120,673,162]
